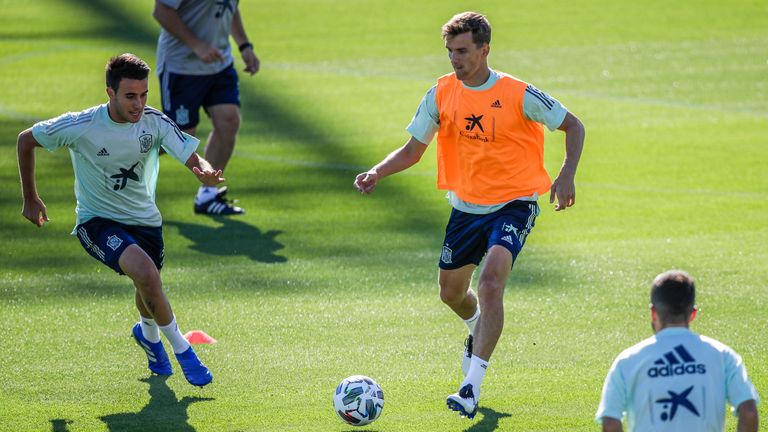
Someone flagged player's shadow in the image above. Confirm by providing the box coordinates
[165,219,287,263]
[463,407,512,432]
[99,376,214,432]
[49,419,73,432]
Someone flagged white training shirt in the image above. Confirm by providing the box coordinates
[156,0,237,75]
[406,69,568,214]
[32,104,199,230]
[596,327,759,432]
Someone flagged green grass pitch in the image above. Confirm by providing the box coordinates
[0,1,765,430]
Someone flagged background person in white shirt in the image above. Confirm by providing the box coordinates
[596,270,759,432]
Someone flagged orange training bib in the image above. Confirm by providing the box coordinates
[435,72,551,205]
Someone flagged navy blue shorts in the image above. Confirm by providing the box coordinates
[159,63,240,129]
[439,201,540,270]
[75,217,164,275]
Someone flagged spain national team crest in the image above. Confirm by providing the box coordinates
[175,105,189,126]
[441,245,453,264]
[106,235,123,251]
[138,134,153,153]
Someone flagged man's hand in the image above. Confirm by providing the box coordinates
[241,47,260,75]
[549,170,576,211]
[22,196,49,227]
[192,167,225,186]
[354,170,380,194]
[192,41,225,64]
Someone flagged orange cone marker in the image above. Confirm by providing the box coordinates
[184,330,217,344]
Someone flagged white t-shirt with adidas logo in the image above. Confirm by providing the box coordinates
[596,327,759,432]
[32,104,199,230]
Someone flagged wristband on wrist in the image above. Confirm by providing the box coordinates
[238,42,253,52]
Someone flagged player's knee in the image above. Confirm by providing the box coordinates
[439,283,465,306]
[214,110,240,135]
[477,275,505,299]
[131,267,162,294]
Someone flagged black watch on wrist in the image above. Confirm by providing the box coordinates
[238,42,253,52]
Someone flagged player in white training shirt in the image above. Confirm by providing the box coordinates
[154,0,259,215]
[17,53,221,387]
[596,270,759,432]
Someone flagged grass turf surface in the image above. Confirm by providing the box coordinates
[0,1,766,430]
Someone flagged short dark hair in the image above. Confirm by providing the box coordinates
[105,53,150,91]
[651,270,696,324]
[441,12,491,47]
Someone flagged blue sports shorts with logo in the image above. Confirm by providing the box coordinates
[439,200,540,270]
[159,62,240,130]
[75,217,164,275]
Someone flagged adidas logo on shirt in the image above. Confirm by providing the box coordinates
[501,235,515,245]
[490,99,502,108]
[647,344,706,378]
[97,148,110,156]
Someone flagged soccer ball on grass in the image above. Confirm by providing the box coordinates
[333,375,385,426]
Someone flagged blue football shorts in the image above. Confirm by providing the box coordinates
[75,217,164,275]
[439,200,540,270]
[159,62,240,130]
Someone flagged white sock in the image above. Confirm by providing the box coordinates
[159,316,191,354]
[461,355,489,400]
[195,186,218,204]
[140,316,161,343]
[463,307,480,336]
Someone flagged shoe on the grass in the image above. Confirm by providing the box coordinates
[131,323,173,376]
[462,334,473,376]
[447,384,479,419]
[194,187,244,215]
[175,346,213,387]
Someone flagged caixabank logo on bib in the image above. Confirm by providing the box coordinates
[647,344,706,378]
[459,113,490,142]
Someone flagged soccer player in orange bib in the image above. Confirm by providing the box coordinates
[354,12,585,418]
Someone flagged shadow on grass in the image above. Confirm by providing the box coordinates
[99,375,214,432]
[464,407,512,432]
[165,219,286,263]
[49,419,73,432]
[58,0,158,46]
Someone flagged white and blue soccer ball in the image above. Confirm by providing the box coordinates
[333,375,385,426]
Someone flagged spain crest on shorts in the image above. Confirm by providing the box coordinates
[441,245,453,264]
[138,134,153,153]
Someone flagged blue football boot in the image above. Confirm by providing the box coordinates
[175,346,213,387]
[131,323,173,376]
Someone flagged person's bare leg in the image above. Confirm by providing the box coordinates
[448,246,513,417]
[472,246,513,361]
[439,264,478,319]
[204,104,240,171]
[119,245,172,325]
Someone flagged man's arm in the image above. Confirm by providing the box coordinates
[550,111,585,211]
[354,136,428,194]
[230,8,259,75]
[153,1,225,64]
[737,399,759,432]
[185,152,225,186]
[601,417,623,432]
[17,129,49,227]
